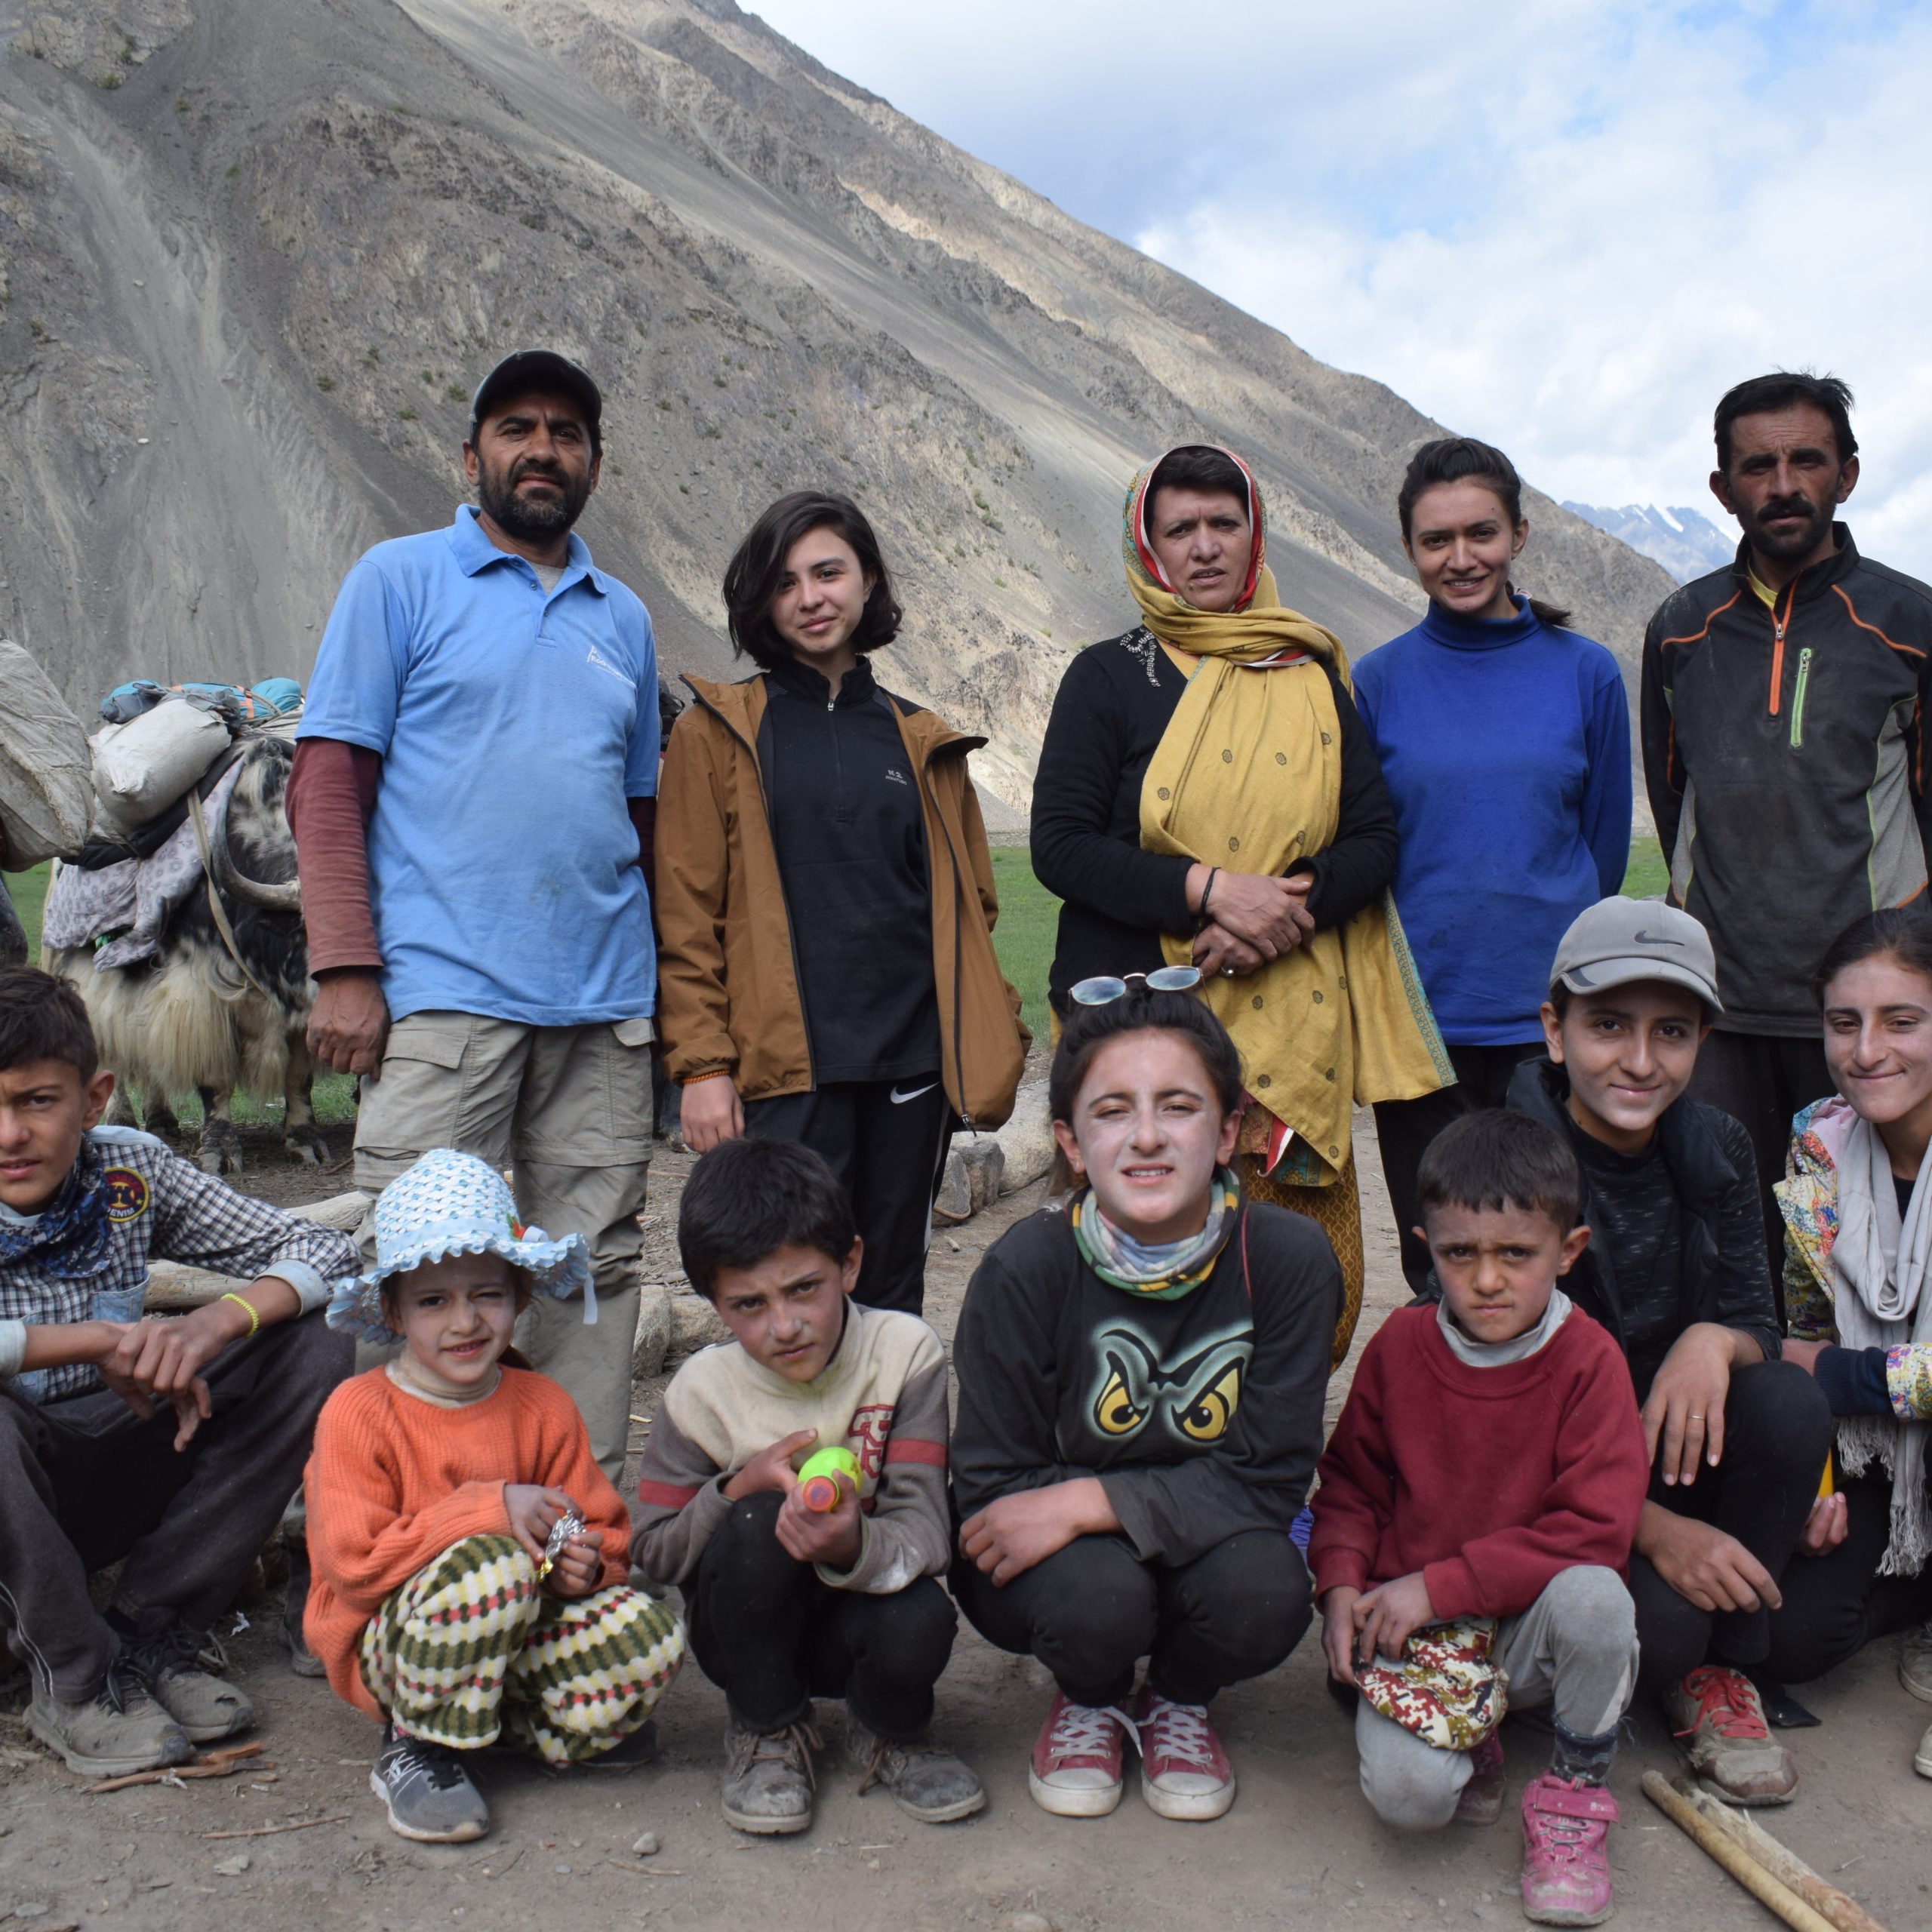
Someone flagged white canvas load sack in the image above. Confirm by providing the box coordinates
[0,639,93,868]
[91,695,232,834]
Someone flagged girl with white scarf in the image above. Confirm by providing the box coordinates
[1769,909,1932,1779]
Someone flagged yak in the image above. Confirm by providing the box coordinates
[48,737,324,1175]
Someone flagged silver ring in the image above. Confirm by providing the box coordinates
[1687,1413,1705,1422]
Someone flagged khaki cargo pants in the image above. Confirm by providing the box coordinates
[354,1011,654,1481]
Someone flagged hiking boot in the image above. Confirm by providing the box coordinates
[1027,1691,1131,1818]
[1902,1620,1932,1704]
[280,1537,325,1678]
[850,1718,986,1823]
[1134,1687,1235,1821]
[1520,1772,1617,1927]
[371,1724,489,1843]
[1455,1730,1507,1827]
[1663,1665,1797,1806]
[125,1628,253,1743]
[720,1714,820,1835]
[26,1658,193,1777]
[1915,1720,1932,1781]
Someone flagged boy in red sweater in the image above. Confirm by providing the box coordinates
[1311,1112,1647,1928]
[306,1149,684,1844]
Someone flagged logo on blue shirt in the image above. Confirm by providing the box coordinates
[585,644,631,685]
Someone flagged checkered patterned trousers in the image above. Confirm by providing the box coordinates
[360,1535,685,1765]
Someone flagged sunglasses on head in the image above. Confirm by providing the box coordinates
[1069,965,1204,1007]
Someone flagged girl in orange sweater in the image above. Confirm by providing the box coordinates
[305,1149,684,1843]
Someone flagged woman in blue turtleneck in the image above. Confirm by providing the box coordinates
[1353,437,1631,1293]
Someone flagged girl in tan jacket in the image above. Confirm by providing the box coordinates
[654,491,1026,1316]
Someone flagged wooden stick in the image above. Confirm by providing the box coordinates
[1641,1771,1839,1932]
[1678,1784,1890,1932]
[202,1814,349,1841]
[607,1860,684,1877]
[86,1742,267,1794]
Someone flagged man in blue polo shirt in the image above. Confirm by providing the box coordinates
[289,350,658,1478]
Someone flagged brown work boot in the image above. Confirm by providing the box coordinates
[1663,1665,1796,1806]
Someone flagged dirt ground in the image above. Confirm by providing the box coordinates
[2,1111,1928,1932]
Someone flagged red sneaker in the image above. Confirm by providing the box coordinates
[1027,1692,1131,1818]
[1134,1686,1235,1820]
[1454,1730,1506,1826]
[1519,1772,1617,1927]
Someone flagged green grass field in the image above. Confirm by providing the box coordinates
[11,833,1673,1104]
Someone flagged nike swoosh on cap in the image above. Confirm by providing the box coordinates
[890,1081,939,1104]
[1632,931,1685,946]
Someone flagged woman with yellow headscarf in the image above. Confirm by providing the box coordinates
[1031,445,1451,1363]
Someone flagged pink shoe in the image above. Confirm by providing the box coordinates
[1520,1772,1618,1927]
[1027,1692,1131,1818]
[1134,1686,1235,1820]
[1454,1730,1506,1826]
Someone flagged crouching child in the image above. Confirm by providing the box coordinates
[0,968,357,1777]
[631,1137,980,1835]
[1311,1112,1647,1927]
[304,1149,685,1843]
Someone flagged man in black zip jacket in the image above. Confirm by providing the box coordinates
[1640,372,1932,1287]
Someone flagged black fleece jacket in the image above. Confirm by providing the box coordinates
[758,654,940,1084]
[1030,628,1398,1014]
[1506,1057,1780,1395]
[950,1197,1341,1565]
[1641,527,1932,1033]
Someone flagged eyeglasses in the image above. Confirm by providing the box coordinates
[1069,966,1204,1006]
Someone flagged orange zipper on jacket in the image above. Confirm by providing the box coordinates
[1767,583,1795,716]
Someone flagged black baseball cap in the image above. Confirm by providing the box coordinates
[468,350,601,448]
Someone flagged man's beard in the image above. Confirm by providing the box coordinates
[1738,490,1834,564]
[477,456,590,540]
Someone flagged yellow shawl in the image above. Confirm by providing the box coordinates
[1128,449,1450,1182]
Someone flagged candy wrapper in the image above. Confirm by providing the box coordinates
[539,1506,586,1580]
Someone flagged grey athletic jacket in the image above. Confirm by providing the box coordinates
[1641,525,1932,1033]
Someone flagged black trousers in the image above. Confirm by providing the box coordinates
[1628,1359,1835,1694]
[0,1310,352,1703]
[951,1527,1311,1709]
[688,1491,958,1740]
[1685,1029,1833,1315]
[743,1077,954,1315]
[1373,1041,1546,1297]
[1763,1472,1932,1684]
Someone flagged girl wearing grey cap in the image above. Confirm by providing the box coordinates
[1496,897,1833,1807]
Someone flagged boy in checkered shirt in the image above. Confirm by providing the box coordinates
[0,968,356,1777]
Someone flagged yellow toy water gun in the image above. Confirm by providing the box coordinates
[798,1446,861,1514]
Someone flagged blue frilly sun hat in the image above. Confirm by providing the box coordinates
[325,1147,595,1346]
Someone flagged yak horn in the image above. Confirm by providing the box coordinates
[208,817,303,912]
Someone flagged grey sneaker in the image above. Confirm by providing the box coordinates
[1663,1666,1796,1807]
[1915,1720,1932,1781]
[721,1714,820,1835]
[371,1724,490,1842]
[851,1718,986,1823]
[1902,1621,1932,1704]
[26,1659,194,1777]
[126,1628,253,1743]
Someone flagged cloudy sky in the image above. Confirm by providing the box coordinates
[751,0,1932,574]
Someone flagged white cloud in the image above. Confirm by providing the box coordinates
[750,0,1932,573]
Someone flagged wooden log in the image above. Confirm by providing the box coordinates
[1641,1770,1840,1932]
[1679,1783,1890,1932]
[143,1192,368,1310]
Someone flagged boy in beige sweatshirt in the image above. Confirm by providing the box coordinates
[632,1137,979,1836]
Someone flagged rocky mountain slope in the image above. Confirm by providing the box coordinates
[0,0,1675,814]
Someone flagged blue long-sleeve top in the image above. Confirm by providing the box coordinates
[1352,596,1632,1044]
